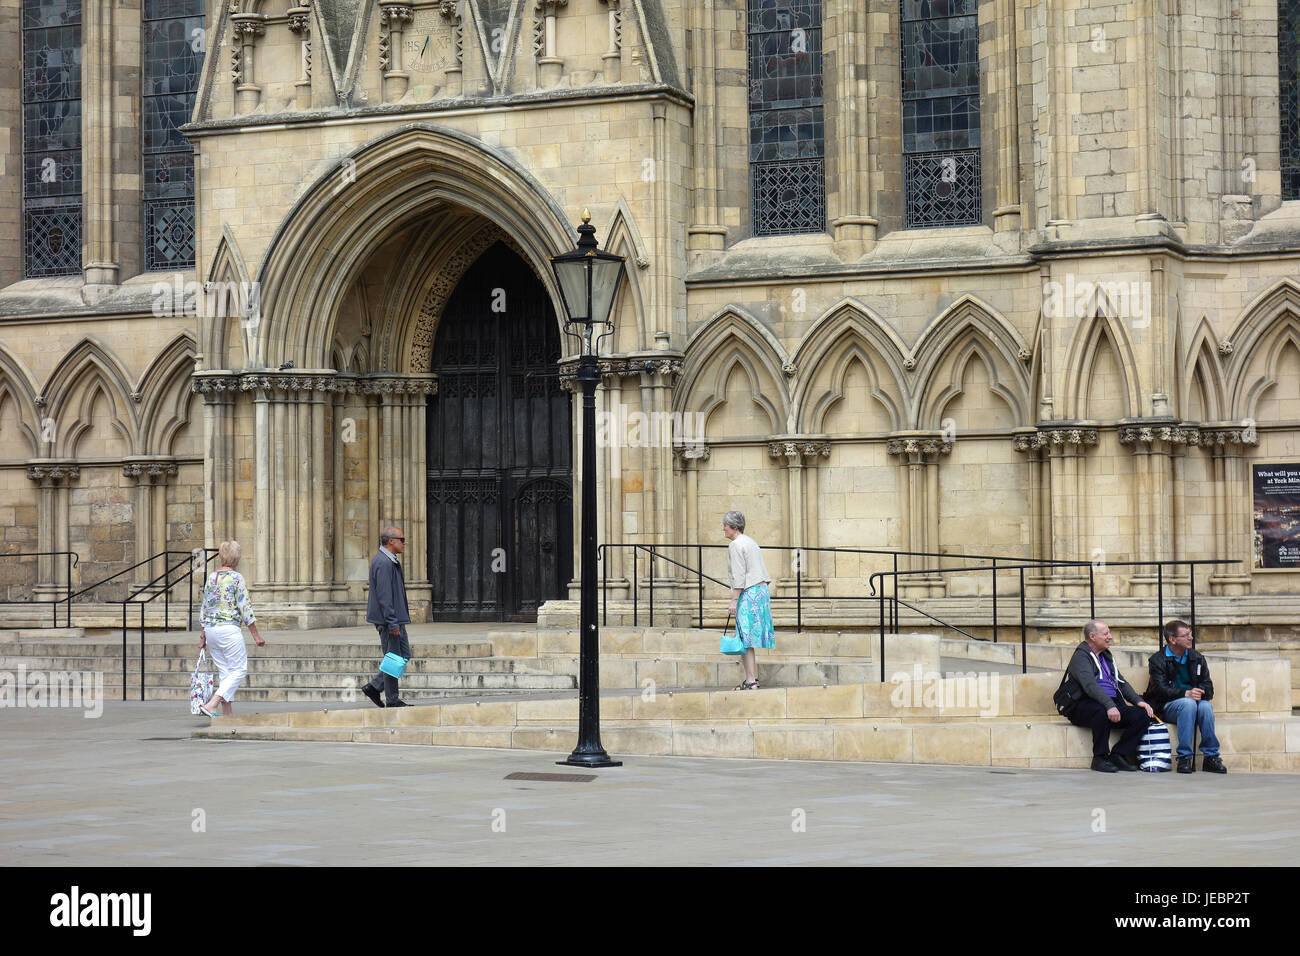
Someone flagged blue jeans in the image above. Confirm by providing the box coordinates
[1163,696,1219,758]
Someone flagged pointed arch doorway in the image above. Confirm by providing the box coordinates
[426,242,574,621]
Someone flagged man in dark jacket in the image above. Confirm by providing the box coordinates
[1058,620,1155,772]
[362,526,413,708]
[1145,620,1225,774]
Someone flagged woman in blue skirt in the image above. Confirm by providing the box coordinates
[722,510,775,689]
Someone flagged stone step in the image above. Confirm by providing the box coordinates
[0,641,494,660]
[0,654,549,675]
[60,669,578,690]
[194,716,1300,773]
[113,687,561,702]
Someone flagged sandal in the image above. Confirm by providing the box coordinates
[733,679,760,691]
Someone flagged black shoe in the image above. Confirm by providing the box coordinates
[389,700,412,707]
[1110,753,1137,772]
[1202,755,1227,774]
[361,685,384,708]
[1091,756,1119,773]
[1177,756,1195,774]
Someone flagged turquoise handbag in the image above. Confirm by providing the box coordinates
[719,614,745,656]
[379,652,409,678]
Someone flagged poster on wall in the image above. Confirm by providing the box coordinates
[1253,464,1300,569]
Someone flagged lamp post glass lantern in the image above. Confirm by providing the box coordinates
[551,209,624,768]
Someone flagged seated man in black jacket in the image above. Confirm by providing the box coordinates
[1145,620,1226,774]
[1056,620,1155,772]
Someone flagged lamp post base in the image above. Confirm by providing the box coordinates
[558,751,623,769]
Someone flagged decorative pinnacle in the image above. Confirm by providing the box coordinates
[581,207,591,224]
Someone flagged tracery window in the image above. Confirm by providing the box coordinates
[142,0,203,271]
[901,0,982,227]
[1281,0,1300,200]
[22,0,83,277]
[748,0,825,236]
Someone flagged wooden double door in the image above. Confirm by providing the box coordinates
[426,243,574,621]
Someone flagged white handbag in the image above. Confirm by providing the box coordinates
[190,648,215,715]
[1139,722,1172,772]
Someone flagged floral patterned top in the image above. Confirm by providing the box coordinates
[200,569,256,627]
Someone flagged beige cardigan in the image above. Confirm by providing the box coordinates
[728,533,772,591]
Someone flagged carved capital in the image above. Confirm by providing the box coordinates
[230,14,266,40]
[379,3,414,26]
[1196,424,1260,450]
[673,443,710,465]
[885,436,953,460]
[287,8,312,34]
[768,439,832,465]
[1118,423,1201,449]
[123,460,179,483]
[27,464,80,484]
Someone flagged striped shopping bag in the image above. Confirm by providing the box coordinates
[1138,721,1172,772]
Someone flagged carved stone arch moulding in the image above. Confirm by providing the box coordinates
[408,222,530,371]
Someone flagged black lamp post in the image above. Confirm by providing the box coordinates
[551,209,625,769]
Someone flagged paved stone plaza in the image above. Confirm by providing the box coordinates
[2,701,1297,867]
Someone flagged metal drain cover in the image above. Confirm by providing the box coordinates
[504,772,597,783]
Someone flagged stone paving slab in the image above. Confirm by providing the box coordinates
[1,702,1297,866]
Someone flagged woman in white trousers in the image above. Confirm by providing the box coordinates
[198,540,264,717]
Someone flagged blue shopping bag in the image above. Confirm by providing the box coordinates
[720,613,745,656]
[379,652,409,678]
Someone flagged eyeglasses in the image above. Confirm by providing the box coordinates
[393,537,406,543]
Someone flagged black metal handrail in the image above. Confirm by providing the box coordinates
[595,543,1240,681]
[115,549,219,701]
[597,542,1062,631]
[869,558,1238,678]
[0,551,79,627]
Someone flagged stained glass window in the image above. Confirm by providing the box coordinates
[22,0,83,277]
[1281,0,1300,200]
[901,0,982,227]
[143,0,203,270]
[748,0,825,236]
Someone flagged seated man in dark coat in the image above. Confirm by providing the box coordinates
[1055,619,1155,773]
[1144,619,1225,774]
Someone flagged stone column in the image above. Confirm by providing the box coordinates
[365,374,437,616]
[287,4,313,110]
[439,0,464,95]
[672,442,709,611]
[636,357,683,589]
[378,2,414,102]
[1119,423,1200,595]
[886,435,952,598]
[1012,428,1051,596]
[767,438,830,594]
[1200,424,1257,595]
[1040,427,1097,596]
[599,0,622,82]
[122,460,178,587]
[534,0,567,88]
[192,375,238,545]
[601,366,626,588]
[229,13,267,113]
[26,465,80,599]
[686,0,727,259]
[80,0,117,297]
[827,0,876,257]
[986,0,1022,233]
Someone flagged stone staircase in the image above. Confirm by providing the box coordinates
[195,659,1300,773]
[0,635,575,701]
